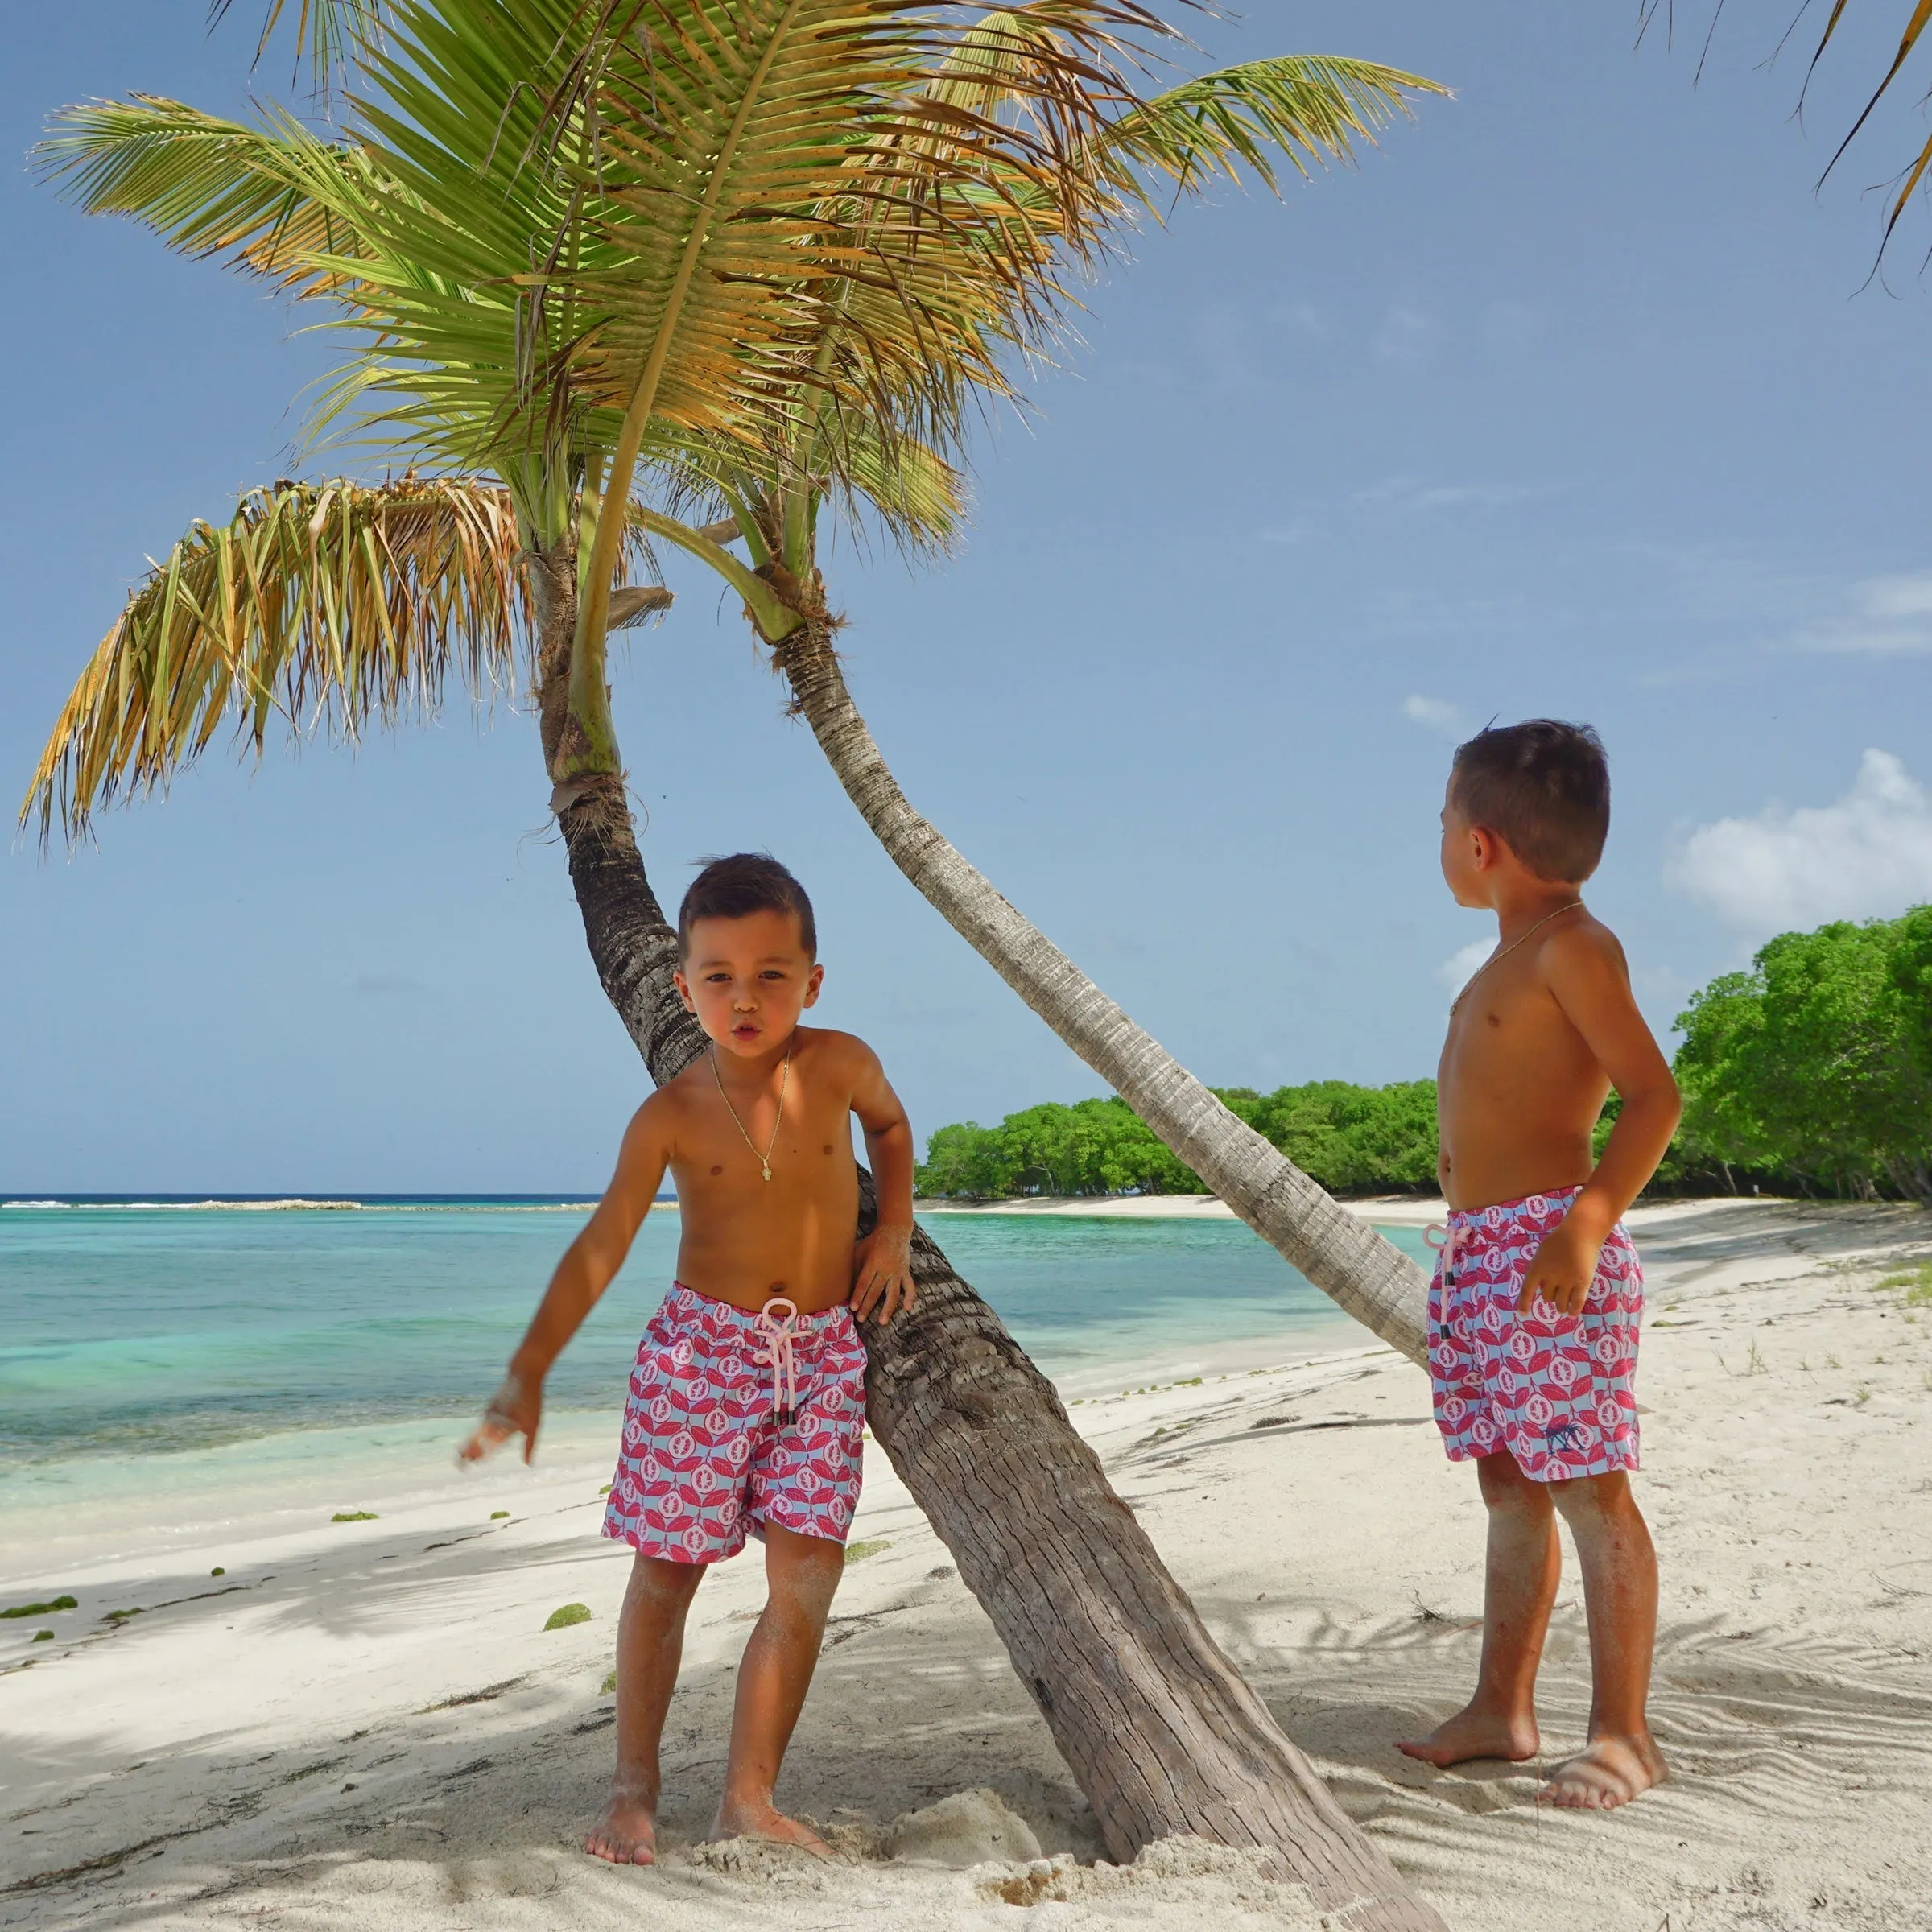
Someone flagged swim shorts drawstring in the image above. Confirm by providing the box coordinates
[1426,1220,1459,1286]
[755,1296,802,1426]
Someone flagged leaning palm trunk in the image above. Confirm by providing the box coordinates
[535,576,1442,1932]
[774,620,1430,1364]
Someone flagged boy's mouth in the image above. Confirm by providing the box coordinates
[730,1023,760,1042]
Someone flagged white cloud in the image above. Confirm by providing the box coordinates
[1793,570,1932,655]
[1352,476,1542,514]
[1438,939,1494,1001]
[1373,304,1439,369]
[1403,694,1469,738]
[1666,750,1932,934]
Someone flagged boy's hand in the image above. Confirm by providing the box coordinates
[458,1369,543,1465]
[850,1224,916,1324]
[1518,1212,1608,1319]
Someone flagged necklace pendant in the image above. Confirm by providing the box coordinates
[761,1164,772,1183]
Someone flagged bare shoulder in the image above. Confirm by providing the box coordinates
[622,1081,684,1153]
[795,1026,881,1080]
[1538,910,1630,982]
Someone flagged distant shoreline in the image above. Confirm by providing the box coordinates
[919,1191,1449,1227]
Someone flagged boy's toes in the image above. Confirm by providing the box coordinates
[1538,1736,1666,1810]
[712,1797,831,1856]
[585,1795,658,1864]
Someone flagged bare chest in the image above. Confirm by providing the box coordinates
[1439,971,1589,1096]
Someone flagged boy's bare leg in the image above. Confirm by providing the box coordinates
[585,1553,706,1864]
[1541,1470,1666,1809]
[712,1521,844,1851]
[1398,1450,1560,1767]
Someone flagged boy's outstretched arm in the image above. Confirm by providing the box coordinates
[1523,926,1682,1316]
[459,1099,671,1463]
[849,1044,917,1324]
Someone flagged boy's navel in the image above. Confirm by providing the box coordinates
[710,1164,724,1175]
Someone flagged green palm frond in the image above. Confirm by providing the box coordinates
[37,95,381,295]
[23,477,527,844]
[1099,55,1447,196]
[209,0,391,93]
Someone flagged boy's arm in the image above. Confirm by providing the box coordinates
[459,1097,672,1463]
[1522,926,1682,1315]
[848,1042,917,1324]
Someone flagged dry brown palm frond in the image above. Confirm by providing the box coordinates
[22,476,568,845]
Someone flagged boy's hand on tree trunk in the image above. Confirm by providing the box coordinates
[850,1224,916,1323]
[458,1369,543,1465]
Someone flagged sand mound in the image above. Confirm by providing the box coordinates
[883,1788,1042,1867]
[975,1837,1327,1923]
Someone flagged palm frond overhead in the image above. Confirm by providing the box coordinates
[23,477,530,844]
[1098,55,1447,196]
[208,0,391,93]
[37,96,380,296]
[1808,0,1932,247]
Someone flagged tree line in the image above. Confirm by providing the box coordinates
[919,907,1932,1203]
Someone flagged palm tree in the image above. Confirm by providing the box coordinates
[538,7,1443,1361]
[22,7,1446,1919]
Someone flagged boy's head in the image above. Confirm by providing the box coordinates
[1443,720,1609,899]
[675,854,822,1056]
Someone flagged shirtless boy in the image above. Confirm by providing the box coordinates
[460,853,916,1862]
[1396,721,1681,1810]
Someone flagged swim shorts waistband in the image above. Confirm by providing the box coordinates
[664,1281,850,1331]
[1442,1184,1583,1236]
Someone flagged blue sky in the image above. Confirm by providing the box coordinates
[5,3,1930,1191]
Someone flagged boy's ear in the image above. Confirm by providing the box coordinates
[802,962,825,1008]
[672,966,696,1013]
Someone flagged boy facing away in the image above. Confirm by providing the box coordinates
[460,853,917,1863]
[1397,721,1681,1810]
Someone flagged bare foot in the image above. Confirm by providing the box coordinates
[1538,1732,1668,1810]
[584,1787,658,1864]
[711,1793,831,1856]
[1396,1703,1541,1769]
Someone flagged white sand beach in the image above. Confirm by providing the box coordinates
[3,1199,1929,1930]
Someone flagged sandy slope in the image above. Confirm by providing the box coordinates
[2,1200,1929,1930]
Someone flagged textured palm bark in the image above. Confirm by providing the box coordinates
[774,620,1430,1365]
[532,565,1445,1928]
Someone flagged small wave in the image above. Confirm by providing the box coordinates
[2,1200,72,1210]
[175,1199,364,1212]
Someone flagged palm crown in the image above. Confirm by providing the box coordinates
[26,0,1439,839]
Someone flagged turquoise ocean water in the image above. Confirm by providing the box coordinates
[0,1198,1431,1547]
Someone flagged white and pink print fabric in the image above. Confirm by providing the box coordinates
[603,1282,867,1562]
[1427,1187,1643,1481]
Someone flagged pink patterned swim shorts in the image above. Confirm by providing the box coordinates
[601,1283,867,1563]
[1427,1186,1643,1482]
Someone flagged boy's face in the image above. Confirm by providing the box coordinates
[675,908,823,1058]
[1439,787,1496,909]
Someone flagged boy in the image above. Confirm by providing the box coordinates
[460,853,917,1863]
[1396,721,1681,1811]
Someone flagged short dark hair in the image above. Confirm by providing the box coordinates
[1449,720,1611,883]
[678,853,817,960]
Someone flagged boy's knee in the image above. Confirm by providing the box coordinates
[1476,1451,1553,1513]
[631,1553,706,1608]
[1547,1470,1633,1521]
[765,1530,844,1608]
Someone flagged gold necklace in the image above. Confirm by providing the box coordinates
[712,1044,791,1182]
[1451,902,1584,1015]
